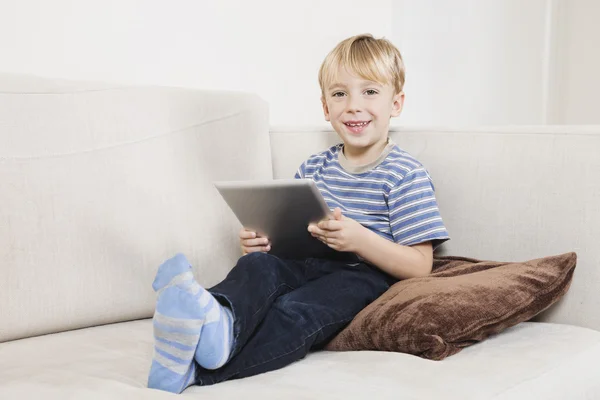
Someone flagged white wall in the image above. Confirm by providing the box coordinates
[391,0,549,127]
[0,0,392,127]
[1,0,598,127]
[551,0,600,124]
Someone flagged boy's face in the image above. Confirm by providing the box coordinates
[322,67,404,160]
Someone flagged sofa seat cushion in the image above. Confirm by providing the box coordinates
[1,320,599,399]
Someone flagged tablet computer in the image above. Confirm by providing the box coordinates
[214,179,360,262]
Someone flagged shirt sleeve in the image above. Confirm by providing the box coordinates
[388,166,450,249]
[294,161,306,179]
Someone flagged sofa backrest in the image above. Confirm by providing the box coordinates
[271,126,600,332]
[0,74,272,342]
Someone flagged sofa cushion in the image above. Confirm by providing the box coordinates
[325,253,576,360]
[0,320,599,399]
[0,74,272,343]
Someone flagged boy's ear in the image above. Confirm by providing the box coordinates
[390,91,405,117]
[322,98,331,122]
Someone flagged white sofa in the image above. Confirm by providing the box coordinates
[1,73,599,399]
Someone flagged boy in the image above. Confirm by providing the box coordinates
[147,33,449,393]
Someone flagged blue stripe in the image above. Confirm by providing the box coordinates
[155,347,188,365]
[391,208,443,227]
[395,220,446,239]
[390,199,440,220]
[156,336,198,352]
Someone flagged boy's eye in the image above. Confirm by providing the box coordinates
[331,89,378,97]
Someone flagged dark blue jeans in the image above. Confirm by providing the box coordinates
[195,252,396,386]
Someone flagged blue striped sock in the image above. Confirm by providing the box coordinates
[171,274,235,370]
[147,286,203,393]
[150,253,234,371]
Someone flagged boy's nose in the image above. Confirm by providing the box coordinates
[344,97,363,113]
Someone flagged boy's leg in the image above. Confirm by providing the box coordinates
[148,252,307,393]
[207,252,309,361]
[194,260,394,386]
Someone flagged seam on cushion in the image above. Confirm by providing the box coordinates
[0,109,254,161]
[270,126,600,137]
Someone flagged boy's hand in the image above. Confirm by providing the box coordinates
[307,207,366,253]
[239,228,271,255]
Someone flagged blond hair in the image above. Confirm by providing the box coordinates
[318,34,405,101]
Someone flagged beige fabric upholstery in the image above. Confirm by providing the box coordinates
[270,126,600,332]
[0,320,599,399]
[0,73,272,342]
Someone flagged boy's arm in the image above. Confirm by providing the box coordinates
[357,229,433,279]
[308,208,432,280]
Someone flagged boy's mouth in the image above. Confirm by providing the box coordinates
[344,120,371,134]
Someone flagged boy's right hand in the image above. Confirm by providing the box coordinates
[239,228,271,255]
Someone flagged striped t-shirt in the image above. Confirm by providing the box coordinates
[295,139,450,249]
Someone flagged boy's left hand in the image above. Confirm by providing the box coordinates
[307,207,366,253]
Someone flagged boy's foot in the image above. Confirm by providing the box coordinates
[151,253,235,370]
[152,253,195,293]
[147,286,202,393]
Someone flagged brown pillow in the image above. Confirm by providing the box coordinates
[325,252,576,360]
